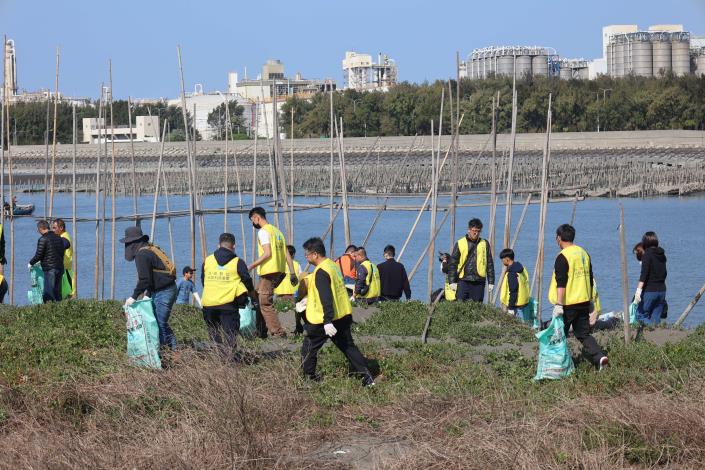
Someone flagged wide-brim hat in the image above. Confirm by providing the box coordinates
[119,226,148,244]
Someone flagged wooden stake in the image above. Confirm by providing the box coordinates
[94,85,104,298]
[48,47,60,220]
[569,191,579,225]
[161,170,176,264]
[108,60,117,299]
[225,100,247,257]
[675,283,705,327]
[126,97,139,219]
[449,79,458,249]
[251,99,259,263]
[335,117,351,248]
[150,125,168,240]
[43,97,50,218]
[328,84,335,256]
[488,93,499,259]
[6,100,15,304]
[72,104,78,297]
[503,85,518,250]
[427,120,437,301]
[223,96,230,232]
[408,210,450,282]
[618,204,631,344]
[290,105,295,245]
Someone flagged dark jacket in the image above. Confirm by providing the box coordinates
[0,225,5,265]
[448,236,495,285]
[377,258,411,300]
[200,247,254,311]
[29,231,69,271]
[131,242,176,299]
[354,261,369,296]
[506,261,526,308]
[640,247,667,292]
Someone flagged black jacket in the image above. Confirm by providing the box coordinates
[200,247,254,311]
[29,231,69,271]
[377,258,411,300]
[131,242,176,299]
[448,236,495,285]
[640,247,667,292]
[506,261,526,308]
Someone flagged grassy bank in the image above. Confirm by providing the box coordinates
[1,300,704,468]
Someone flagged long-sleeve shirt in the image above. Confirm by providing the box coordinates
[29,231,69,271]
[315,268,335,324]
[448,236,495,285]
[639,247,667,292]
[554,249,594,307]
[131,242,176,299]
[506,261,525,308]
[354,261,369,296]
[377,258,411,300]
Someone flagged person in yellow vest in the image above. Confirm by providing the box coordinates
[352,246,380,304]
[440,252,456,301]
[300,237,375,386]
[499,248,530,318]
[274,245,301,302]
[0,220,6,303]
[201,233,255,349]
[448,218,495,302]
[52,219,75,299]
[247,207,298,338]
[549,224,608,371]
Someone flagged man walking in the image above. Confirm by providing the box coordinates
[248,207,298,338]
[176,266,196,305]
[121,226,178,351]
[549,224,608,371]
[300,237,375,386]
[377,245,411,301]
[52,219,75,299]
[448,218,495,302]
[352,247,380,304]
[201,233,254,349]
[29,220,69,303]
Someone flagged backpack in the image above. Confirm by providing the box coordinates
[139,244,176,278]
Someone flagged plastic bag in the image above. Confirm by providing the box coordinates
[239,300,257,338]
[534,315,575,381]
[124,299,162,369]
[61,270,73,300]
[522,297,541,329]
[627,303,638,326]
[27,264,44,305]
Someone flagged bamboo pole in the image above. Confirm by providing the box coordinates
[101,126,108,300]
[108,60,117,299]
[225,101,247,258]
[223,97,230,232]
[193,104,207,261]
[569,191,579,226]
[503,85,518,250]
[48,47,60,220]
[94,85,104,298]
[126,97,139,220]
[43,97,50,218]
[674,283,705,327]
[488,93,499,259]
[161,170,176,264]
[510,193,532,249]
[449,78,458,249]
[335,117,351,248]
[328,84,335,257]
[272,81,291,239]
[408,210,450,282]
[251,99,259,263]
[150,125,168,240]
[0,39,5,245]
[72,104,77,297]
[618,204,631,345]
[6,99,14,303]
[427,120,437,301]
[176,46,197,269]
[290,106,295,245]
[260,80,280,228]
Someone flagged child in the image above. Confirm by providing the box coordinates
[499,248,530,319]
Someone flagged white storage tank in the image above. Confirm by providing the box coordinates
[515,55,532,78]
[497,55,514,76]
[652,35,672,76]
[630,37,653,77]
[671,34,691,76]
[532,55,548,76]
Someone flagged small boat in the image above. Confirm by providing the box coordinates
[3,202,35,216]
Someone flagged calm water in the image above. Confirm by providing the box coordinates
[7,192,705,327]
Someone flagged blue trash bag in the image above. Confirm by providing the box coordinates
[27,264,44,305]
[628,303,638,326]
[239,300,257,338]
[522,297,541,329]
[534,315,575,381]
[124,299,162,369]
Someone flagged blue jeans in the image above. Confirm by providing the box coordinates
[43,268,63,303]
[637,291,666,325]
[151,283,178,350]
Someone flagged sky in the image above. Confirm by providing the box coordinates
[1,0,704,99]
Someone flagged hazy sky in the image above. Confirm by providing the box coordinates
[1,0,704,99]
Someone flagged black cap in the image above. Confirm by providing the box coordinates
[119,226,148,244]
[183,266,196,275]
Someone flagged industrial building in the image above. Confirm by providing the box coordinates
[3,39,17,101]
[605,25,691,77]
[342,51,397,91]
[461,46,559,79]
[82,116,160,144]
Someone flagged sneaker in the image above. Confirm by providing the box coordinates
[599,356,609,371]
[362,375,376,387]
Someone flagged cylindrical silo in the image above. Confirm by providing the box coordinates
[652,36,672,76]
[671,36,690,76]
[606,43,614,76]
[515,55,532,78]
[695,54,705,77]
[631,38,653,77]
[532,54,548,76]
[614,41,625,77]
[559,64,572,80]
[575,67,589,80]
[497,55,514,77]
[482,56,491,77]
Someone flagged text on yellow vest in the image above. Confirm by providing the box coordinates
[548,245,592,306]
[360,259,381,299]
[257,224,287,276]
[500,266,530,307]
[202,255,248,307]
[457,237,487,278]
[306,258,352,324]
[274,260,300,296]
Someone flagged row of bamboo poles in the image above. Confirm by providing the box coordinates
[2,43,704,334]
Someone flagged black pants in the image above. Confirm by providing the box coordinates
[379,295,402,302]
[301,315,372,383]
[203,307,240,348]
[564,304,605,367]
[456,280,485,302]
[0,277,7,303]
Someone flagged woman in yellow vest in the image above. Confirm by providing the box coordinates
[201,233,255,348]
[274,245,301,301]
[300,237,375,386]
[549,224,608,371]
[448,218,495,303]
[52,219,75,299]
[352,247,380,304]
[499,248,530,318]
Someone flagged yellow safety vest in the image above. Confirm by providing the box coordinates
[444,282,456,301]
[501,266,530,307]
[592,279,602,314]
[274,260,300,296]
[257,224,287,276]
[202,254,248,307]
[548,245,592,306]
[61,231,73,271]
[360,259,381,299]
[306,258,352,324]
[457,237,488,279]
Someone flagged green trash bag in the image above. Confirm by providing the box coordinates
[522,297,541,329]
[27,264,44,305]
[628,302,638,326]
[534,315,574,381]
[239,300,257,338]
[61,269,73,300]
[124,299,162,369]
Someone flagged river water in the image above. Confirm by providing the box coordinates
[7,192,705,328]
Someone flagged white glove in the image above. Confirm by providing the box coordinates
[448,283,458,292]
[124,297,136,307]
[507,309,516,316]
[552,305,564,318]
[142,295,151,301]
[633,288,642,304]
[295,298,308,313]
[323,323,337,337]
[27,263,33,270]
[488,284,495,294]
